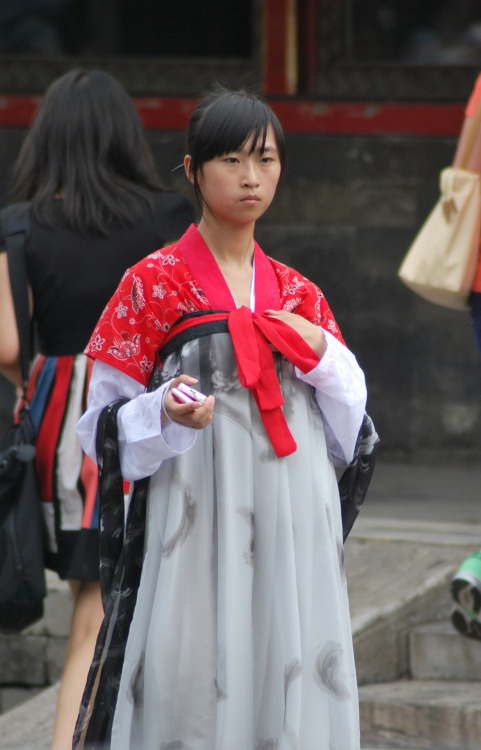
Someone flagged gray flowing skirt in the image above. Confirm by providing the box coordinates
[111,332,359,750]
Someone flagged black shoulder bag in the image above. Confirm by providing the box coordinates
[0,204,47,633]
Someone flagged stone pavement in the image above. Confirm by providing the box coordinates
[1,458,481,749]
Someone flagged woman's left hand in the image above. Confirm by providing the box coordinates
[265,309,327,358]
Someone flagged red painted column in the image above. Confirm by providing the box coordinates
[263,0,298,95]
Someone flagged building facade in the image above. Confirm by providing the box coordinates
[1,0,480,459]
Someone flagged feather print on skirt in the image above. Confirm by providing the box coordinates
[162,482,197,557]
[74,330,363,750]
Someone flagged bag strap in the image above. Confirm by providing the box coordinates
[458,91,481,170]
[0,204,32,388]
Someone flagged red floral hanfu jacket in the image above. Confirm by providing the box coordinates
[85,224,345,389]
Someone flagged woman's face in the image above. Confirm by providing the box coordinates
[187,124,282,227]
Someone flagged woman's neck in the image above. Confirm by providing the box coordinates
[197,216,255,270]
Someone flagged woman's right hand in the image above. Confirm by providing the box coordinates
[162,374,215,429]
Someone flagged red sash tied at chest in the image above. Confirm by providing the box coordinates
[163,307,321,457]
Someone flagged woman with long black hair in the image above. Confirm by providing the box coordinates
[0,68,194,749]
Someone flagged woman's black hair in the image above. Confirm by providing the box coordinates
[187,86,287,207]
[11,69,164,235]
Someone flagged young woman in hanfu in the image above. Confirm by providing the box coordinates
[74,88,368,750]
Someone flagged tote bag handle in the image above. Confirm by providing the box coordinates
[458,87,481,171]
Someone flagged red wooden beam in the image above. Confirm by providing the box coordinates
[0,94,40,125]
[133,97,198,130]
[0,94,465,137]
[270,100,465,137]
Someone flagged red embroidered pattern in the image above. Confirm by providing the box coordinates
[85,244,344,385]
[270,261,345,343]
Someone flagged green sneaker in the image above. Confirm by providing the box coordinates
[451,551,481,640]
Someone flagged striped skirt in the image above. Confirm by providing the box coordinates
[18,353,100,581]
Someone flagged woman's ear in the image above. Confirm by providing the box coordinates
[184,155,194,185]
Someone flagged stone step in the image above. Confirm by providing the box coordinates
[360,679,481,750]
[0,572,71,714]
[345,533,472,686]
[0,678,426,750]
[409,620,481,682]
[0,682,59,750]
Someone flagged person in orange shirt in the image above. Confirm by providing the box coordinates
[450,74,481,640]
[453,73,481,353]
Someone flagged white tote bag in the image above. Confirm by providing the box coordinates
[398,166,481,310]
[398,90,481,311]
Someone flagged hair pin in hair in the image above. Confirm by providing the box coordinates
[171,163,184,173]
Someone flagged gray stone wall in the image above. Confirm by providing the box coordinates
[1,126,479,460]
[0,573,70,713]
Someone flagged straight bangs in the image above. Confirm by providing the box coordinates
[191,91,286,176]
[200,98,270,161]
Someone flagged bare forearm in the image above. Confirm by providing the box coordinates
[453,116,481,173]
[0,253,21,376]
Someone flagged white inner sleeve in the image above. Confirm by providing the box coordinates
[75,361,196,481]
[295,330,367,465]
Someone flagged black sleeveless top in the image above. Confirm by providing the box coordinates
[0,192,194,356]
